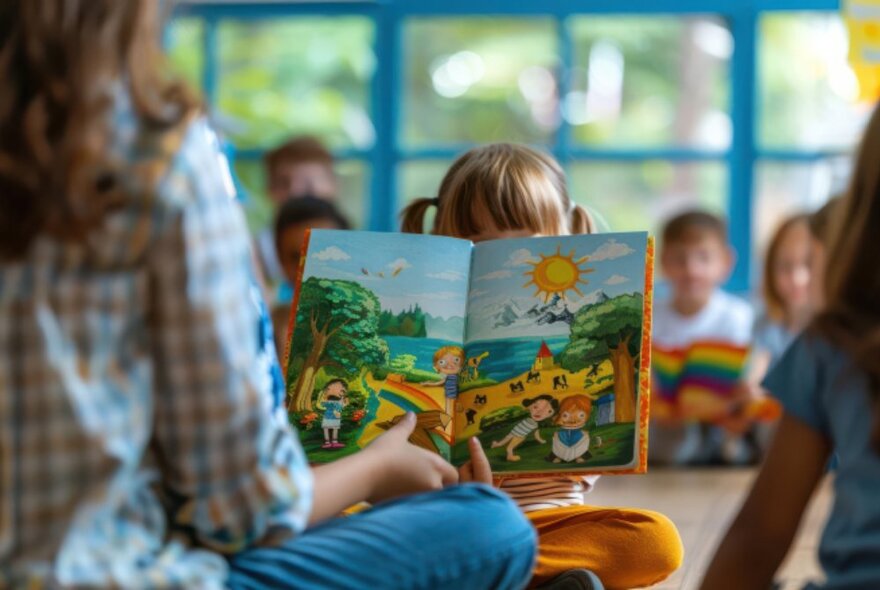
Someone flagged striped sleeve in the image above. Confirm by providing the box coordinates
[497,476,599,512]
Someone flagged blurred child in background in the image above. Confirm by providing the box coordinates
[271,196,351,359]
[257,136,340,283]
[748,214,814,381]
[650,211,755,465]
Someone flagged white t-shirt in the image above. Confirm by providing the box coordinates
[653,289,754,349]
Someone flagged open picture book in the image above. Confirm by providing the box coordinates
[283,230,654,476]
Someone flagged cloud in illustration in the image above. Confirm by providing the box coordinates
[604,274,629,286]
[476,270,513,281]
[388,258,412,270]
[313,246,351,261]
[427,270,466,282]
[504,248,538,267]
[469,289,490,298]
[588,239,634,262]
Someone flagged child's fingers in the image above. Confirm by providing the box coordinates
[433,454,459,486]
[388,411,417,438]
[468,437,493,484]
[458,461,474,482]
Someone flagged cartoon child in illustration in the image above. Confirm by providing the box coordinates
[424,345,465,418]
[547,394,593,464]
[491,394,559,462]
[317,379,348,449]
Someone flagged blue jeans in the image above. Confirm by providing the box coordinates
[228,484,537,590]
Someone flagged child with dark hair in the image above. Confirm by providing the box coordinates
[270,197,351,358]
[318,379,349,449]
[491,395,559,462]
[275,196,351,286]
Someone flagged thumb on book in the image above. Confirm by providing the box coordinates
[391,411,417,437]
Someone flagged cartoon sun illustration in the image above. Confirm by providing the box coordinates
[523,246,594,302]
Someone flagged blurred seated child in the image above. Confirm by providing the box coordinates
[271,196,351,359]
[258,136,340,283]
[699,105,880,590]
[650,211,754,465]
[730,214,814,454]
[749,214,814,379]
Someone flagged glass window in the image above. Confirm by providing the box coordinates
[752,159,850,266]
[569,162,727,236]
[402,18,558,147]
[759,13,873,149]
[569,16,731,149]
[165,17,204,89]
[233,159,368,232]
[217,18,375,150]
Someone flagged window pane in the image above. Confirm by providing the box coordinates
[569,162,727,235]
[217,18,375,150]
[403,18,558,147]
[760,13,872,149]
[569,16,731,149]
[166,17,204,89]
[233,159,368,232]
[752,159,849,266]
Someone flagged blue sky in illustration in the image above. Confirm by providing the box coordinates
[302,230,471,319]
[469,232,649,304]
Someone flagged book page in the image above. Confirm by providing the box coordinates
[453,233,652,476]
[285,230,471,463]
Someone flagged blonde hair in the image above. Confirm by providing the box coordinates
[401,143,596,238]
[762,213,810,323]
[811,103,880,453]
[433,346,464,367]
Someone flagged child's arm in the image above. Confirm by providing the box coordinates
[308,412,459,525]
[422,375,446,387]
[699,413,830,589]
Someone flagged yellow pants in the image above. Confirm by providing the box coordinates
[527,505,684,589]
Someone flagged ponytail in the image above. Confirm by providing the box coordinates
[570,204,597,235]
[400,197,436,234]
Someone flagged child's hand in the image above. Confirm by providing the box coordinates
[721,381,766,434]
[458,437,493,484]
[363,412,459,504]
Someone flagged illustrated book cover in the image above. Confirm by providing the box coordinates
[284,230,655,476]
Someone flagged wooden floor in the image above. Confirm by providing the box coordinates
[585,468,833,590]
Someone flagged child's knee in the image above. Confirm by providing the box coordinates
[635,509,684,577]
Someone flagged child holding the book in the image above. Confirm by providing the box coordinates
[699,103,880,590]
[402,143,683,590]
[649,211,756,465]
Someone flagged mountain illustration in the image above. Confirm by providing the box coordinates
[477,298,525,329]
[425,314,465,341]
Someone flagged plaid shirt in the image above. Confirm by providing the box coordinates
[0,116,312,588]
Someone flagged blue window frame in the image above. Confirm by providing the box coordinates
[171,0,846,292]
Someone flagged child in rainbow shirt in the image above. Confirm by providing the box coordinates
[650,211,755,466]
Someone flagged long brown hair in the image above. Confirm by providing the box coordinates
[400,143,596,238]
[0,0,198,259]
[811,104,880,452]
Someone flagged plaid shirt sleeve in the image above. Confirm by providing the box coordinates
[148,120,313,553]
